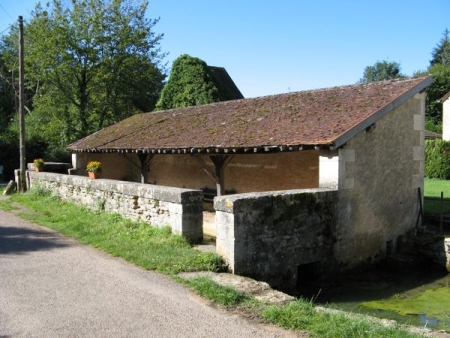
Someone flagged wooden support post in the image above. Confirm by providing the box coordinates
[137,153,154,184]
[210,155,233,196]
[120,153,154,183]
[193,155,219,184]
[193,154,234,197]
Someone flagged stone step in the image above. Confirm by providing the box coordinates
[178,271,294,305]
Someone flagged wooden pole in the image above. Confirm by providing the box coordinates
[440,191,444,235]
[416,187,423,229]
[18,16,27,192]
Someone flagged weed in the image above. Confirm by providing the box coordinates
[28,184,53,198]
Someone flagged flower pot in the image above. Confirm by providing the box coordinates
[35,167,43,172]
[88,172,101,179]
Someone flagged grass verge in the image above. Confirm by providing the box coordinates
[0,188,225,275]
[187,277,249,307]
[424,178,450,214]
[263,300,422,338]
[0,188,425,337]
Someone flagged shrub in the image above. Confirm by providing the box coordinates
[425,139,450,179]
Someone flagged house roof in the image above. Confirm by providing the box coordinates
[68,76,432,154]
[208,66,244,100]
[425,130,442,139]
[441,91,450,102]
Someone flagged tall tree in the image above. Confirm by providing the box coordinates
[430,28,450,67]
[0,53,16,133]
[424,64,450,123]
[2,0,166,148]
[419,29,450,128]
[155,54,242,110]
[359,60,405,83]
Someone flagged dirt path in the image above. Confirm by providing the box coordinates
[0,209,302,337]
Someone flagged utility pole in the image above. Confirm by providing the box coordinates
[18,16,27,192]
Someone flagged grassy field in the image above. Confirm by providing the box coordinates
[0,187,423,338]
[424,178,450,214]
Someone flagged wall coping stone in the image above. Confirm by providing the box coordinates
[214,188,337,213]
[28,172,202,204]
[27,162,72,171]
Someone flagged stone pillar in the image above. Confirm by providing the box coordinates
[319,149,339,189]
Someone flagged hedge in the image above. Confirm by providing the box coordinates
[425,139,450,179]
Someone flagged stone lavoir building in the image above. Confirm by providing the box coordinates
[66,76,432,289]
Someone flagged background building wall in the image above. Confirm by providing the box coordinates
[443,96,450,141]
[148,151,319,193]
[72,153,139,181]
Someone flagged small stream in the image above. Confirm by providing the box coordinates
[297,267,450,330]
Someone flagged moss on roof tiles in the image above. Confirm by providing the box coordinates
[67,76,432,152]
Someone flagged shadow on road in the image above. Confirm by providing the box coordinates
[0,225,70,254]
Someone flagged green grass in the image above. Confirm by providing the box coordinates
[263,300,421,338]
[0,189,225,275]
[188,277,249,307]
[424,178,450,214]
[0,187,427,337]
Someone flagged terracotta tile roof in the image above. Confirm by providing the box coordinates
[441,90,450,102]
[68,76,432,154]
[208,66,244,100]
[425,130,442,139]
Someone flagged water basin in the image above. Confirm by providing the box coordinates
[298,267,450,330]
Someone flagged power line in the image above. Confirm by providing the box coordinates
[0,3,13,21]
[0,22,15,36]
[0,4,14,20]
[0,4,16,36]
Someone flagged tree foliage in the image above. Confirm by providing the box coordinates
[155,54,241,110]
[1,0,166,149]
[415,29,450,126]
[424,63,450,122]
[0,53,16,133]
[430,28,450,67]
[359,60,405,83]
[425,140,450,179]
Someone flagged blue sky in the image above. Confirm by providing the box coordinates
[1,0,449,98]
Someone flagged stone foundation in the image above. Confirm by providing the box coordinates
[214,188,339,292]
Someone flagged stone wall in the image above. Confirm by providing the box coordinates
[27,171,203,242]
[214,188,338,291]
[334,93,425,268]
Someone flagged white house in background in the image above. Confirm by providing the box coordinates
[442,91,450,141]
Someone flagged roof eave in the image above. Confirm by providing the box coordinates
[70,143,335,155]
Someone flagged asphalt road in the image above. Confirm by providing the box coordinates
[0,209,298,337]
